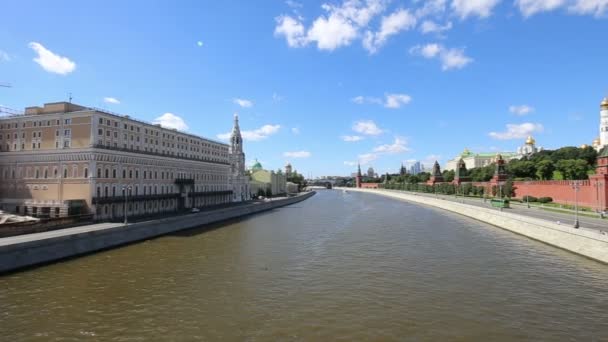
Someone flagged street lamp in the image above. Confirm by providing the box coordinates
[572,181,580,229]
[122,185,132,225]
[594,180,604,218]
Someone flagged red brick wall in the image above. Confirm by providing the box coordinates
[512,180,605,210]
[360,183,379,189]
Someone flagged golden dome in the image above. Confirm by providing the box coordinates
[525,135,535,145]
[601,97,608,109]
[581,144,589,149]
[593,137,601,147]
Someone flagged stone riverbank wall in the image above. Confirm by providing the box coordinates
[0,192,315,274]
[347,188,608,264]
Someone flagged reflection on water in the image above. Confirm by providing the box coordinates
[1,190,608,340]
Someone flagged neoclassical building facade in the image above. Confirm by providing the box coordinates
[0,101,246,220]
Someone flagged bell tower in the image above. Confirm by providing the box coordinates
[600,97,608,149]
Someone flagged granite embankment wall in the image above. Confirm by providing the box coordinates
[347,188,608,264]
[0,192,315,274]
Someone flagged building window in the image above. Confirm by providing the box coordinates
[105,169,109,178]
[84,168,88,178]
[98,128,103,135]
[123,169,126,178]
[98,168,102,178]
[99,118,103,124]
[64,168,68,178]
[44,169,48,178]
[113,169,117,178]
[63,140,70,148]
[65,118,71,125]
[64,129,71,136]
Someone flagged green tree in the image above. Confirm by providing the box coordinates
[555,159,589,180]
[507,160,536,179]
[535,159,555,180]
[442,170,455,183]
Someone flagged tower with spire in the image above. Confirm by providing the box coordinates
[599,97,608,150]
[356,162,362,188]
[229,114,250,201]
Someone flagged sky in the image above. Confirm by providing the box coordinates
[1,0,607,177]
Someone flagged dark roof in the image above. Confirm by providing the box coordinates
[599,146,608,158]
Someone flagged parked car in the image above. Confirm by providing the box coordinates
[191,208,200,213]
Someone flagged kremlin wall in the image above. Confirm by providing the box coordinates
[355,97,608,211]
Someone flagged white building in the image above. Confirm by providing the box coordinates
[516,135,543,157]
[445,148,519,171]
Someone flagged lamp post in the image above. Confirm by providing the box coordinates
[122,185,132,225]
[594,180,604,218]
[572,181,580,229]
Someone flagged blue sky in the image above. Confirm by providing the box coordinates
[1,0,607,177]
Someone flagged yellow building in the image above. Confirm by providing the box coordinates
[249,160,286,197]
[0,102,237,220]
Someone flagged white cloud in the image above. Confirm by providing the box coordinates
[291,127,300,134]
[358,153,379,164]
[373,137,410,153]
[352,93,412,108]
[233,98,253,108]
[103,97,120,104]
[488,122,544,140]
[509,104,534,115]
[516,0,565,16]
[569,0,608,16]
[0,50,10,62]
[384,93,412,108]
[351,95,383,105]
[341,135,364,142]
[363,9,417,54]
[286,0,303,8]
[284,151,311,158]
[274,15,308,48]
[273,92,284,103]
[451,0,501,19]
[410,43,473,70]
[197,41,204,47]
[353,120,384,135]
[415,0,448,17]
[307,11,359,50]
[28,42,76,75]
[275,0,418,53]
[153,113,189,131]
[218,124,281,142]
[420,20,453,34]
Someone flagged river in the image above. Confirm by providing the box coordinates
[1,190,608,340]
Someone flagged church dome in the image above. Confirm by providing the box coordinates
[251,159,263,171]
[461,148,472,157]
[601,97,608,110]
[593,137,601,147]
[525,135,535,145]
[580,144,589,149]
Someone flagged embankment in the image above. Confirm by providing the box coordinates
[0,192,315,274]
[347,188,608,264]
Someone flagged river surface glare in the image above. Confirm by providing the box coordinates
[2,190,608,340]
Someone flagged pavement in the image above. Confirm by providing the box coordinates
[383,189,608,232]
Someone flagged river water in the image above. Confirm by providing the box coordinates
[1,190,608,340]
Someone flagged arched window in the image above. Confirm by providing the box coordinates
[35,169,40,179]
[64,168,68,178]
[104,187,108,197]
[113,169,117,178]
[98,168,102,178]
[129,170,133,178]
[84,168,88,178]
[105,169,109,178]
[44,169,48,179]
[123,169,126,178]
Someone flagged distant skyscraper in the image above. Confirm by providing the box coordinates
[410,161,422,175]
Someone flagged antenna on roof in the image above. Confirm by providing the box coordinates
[68,92,73,103]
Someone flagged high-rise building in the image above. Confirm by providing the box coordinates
[0,101,245,220]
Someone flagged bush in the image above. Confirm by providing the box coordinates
[538,197,553,203]
[522,195,538,202]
